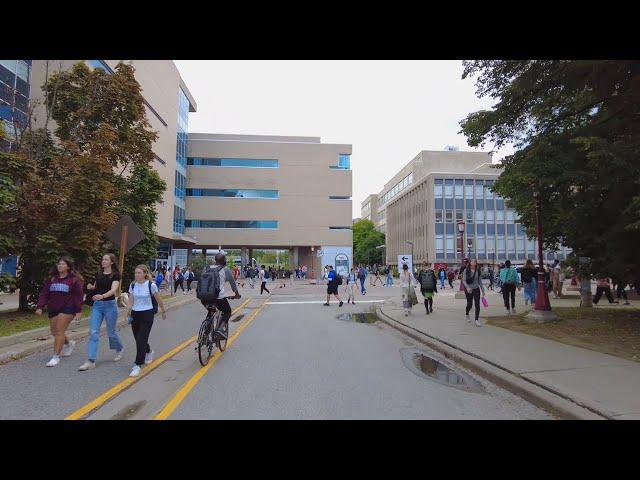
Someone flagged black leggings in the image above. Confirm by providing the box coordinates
[423,295,433,312]
[593,286,615,304]
[261,281,270,295]
[616,284,628,301]
[502,283,516,310]
[131,309,154,366]
[174,279,184,293]
[465,288,481,320]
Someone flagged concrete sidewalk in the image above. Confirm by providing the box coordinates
[377,291,640,420]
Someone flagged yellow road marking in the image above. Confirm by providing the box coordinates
[65,298,252,420]
[154,298,269,420]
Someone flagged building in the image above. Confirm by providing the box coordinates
[360,194,379,225]
[185,133,353,278]
[0,60,31,152]
[362,150,571,268]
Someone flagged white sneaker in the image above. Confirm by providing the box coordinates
[129,365,141,377]
[475,319,482,327]
[60,340,76,357]
[46,356,60,367]
[466,314,471,322]
[113,348,124,362]
[512,308,517,314]
[78,361,96,371]
[144,350,154,365]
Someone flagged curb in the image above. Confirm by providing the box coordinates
[375,305,608,420]
[0,295,198,365]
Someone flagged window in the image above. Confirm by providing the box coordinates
[507,224,515,235]
[88,60,114,73]
[475,210,484,222]
[508,238,516,256]
[486,210,494,222]
[517,224,526,236]
[446,236,455,253]
[475,182,484,199]
[445,198,453,210]
[455,211,463,221]
[455,199,463,210]
[329,196,351,200]
[186,189,279,199]
[445,210,453,223]
[496,210,504,222]
[436,235,444,256]
[477,236,486,255]
[445,181,453,198]
[173,205,185,234]
[496,197,505,210]
[464,182,473,200]
[185,220,278,229]
[434,181,443,198]
[337,154,351,169]
[330,226,352,230]
[455,182,463,199]
[497,224,505,235]
[187,157,279,168]
[497,237,505,255]
[435,223,444,234]
[476,223,485,234]
[487,224,495,235]
[435,198,443,210]
[466,211,473,224]
[506,209,515,222]
[435,211,443,223]
[174,171,186,199]
[446,223,454,234]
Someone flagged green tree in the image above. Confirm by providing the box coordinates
[353,219,385,265]
[459,60,640,287]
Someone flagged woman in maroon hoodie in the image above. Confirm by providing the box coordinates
[35,257,84,367]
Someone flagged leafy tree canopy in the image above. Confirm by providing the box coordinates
[353,219,385,265]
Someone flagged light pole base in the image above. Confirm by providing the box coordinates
[525,309,560,323]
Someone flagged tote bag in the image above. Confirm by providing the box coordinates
[408,276,419,305]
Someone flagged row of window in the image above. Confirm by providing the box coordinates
[187,157,279,168]
[186,220,278,229]
[435,223,526,236]
[436,209,519,224]
[173,205,185,234]
[381,172,414,205]
[174,88,190,234]
[174,171,187,200]
[187,189,279,198]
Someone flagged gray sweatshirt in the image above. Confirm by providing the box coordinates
[463,268,485,294]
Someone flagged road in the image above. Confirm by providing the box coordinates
[0,281,552,419]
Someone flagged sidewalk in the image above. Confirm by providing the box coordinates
[0,293,198,365]
[377,289,640,420]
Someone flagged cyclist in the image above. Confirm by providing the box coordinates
[201,253,241,340]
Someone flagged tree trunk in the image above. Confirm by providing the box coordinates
[579,279,593,308]
[18,291,30,312]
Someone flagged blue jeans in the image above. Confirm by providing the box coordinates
[360,277,367,294]
[386,274,393,286]
[87,300,123,361]
[440,278,445,288]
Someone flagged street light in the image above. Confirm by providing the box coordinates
[527,191,558,322]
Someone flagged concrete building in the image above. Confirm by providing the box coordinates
[362,150,571,268]
[360,194,379,225]
[185,133,353,277]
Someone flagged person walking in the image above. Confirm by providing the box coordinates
[499,260,519,314]
[324,265,344,307]
[35,257,84,367]
[126,265,167,377]
[447,269,455,289]
[358,264,368,295]
[372,265,383,287]
[487,265,494,291]
[271,266,277,283]
[173,265,185,294]
[613,273,631,305]
[259,265,270,295]
[552,260,563,299]
[593,277,618,305]
[155,269,165,292]
[438,268,446,289]
[521,259,537,306]
[184,266,195,294]
[385,265,394,287]
[417,261,437,315]
[278,267,286,288]
[301,265,307,279]
[78,254,124,371]
[463,258,486,327]
[399,263,418,316]
[345,267,357,304]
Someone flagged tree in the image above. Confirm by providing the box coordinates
[459,60,640,288]
[353,219,385,265]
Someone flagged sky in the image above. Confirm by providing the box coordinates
[173,60,514,218]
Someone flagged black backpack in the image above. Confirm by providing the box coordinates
[196,265,223,303]
[130,281,158,314]
[336,273,343,285]
[420,271,435,291]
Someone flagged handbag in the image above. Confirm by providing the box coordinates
[408,277,418,305]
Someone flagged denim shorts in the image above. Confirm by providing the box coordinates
[48,306,75,318]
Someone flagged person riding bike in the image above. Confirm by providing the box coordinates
[201,253,241,340]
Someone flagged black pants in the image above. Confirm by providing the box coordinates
[594,286,615,304]
[186,279,193,291]
[422,291,433,312]
[131,309,154,366]
[465,288,481,320]
[261,281,270,295]
[213,298,232,325]
[448,279,453,288]
[502,283,516,310]
[174,279,184,293]
[616,284,628,301]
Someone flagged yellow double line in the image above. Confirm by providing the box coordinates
[65,298,252,420]
[154,298,269,420]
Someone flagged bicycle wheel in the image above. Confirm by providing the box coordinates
[215,314,228,352]
[197,318,213,366]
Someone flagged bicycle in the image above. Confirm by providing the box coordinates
[196,295,241,366]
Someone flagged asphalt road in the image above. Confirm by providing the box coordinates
[0,283,552,420]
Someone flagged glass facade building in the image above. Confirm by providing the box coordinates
[0,60,31,150]
[433,177,570,263]
[173,87,189,234]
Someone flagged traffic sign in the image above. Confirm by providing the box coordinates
[397,254,413,273]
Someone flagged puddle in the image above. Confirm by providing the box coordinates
[401,348,485,393]
[110,400,147,420]
[336,313,378,324]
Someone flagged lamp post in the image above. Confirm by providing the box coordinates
[527,191,558,322]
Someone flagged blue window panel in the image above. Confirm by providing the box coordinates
[478,253,487,260]
[485,199,494,210]
[455,199,463,210]
[467,224,475,234]
[466,199,474,210]
[337,154,351,169]
[434,198,443,210]
[517,253,526,260]
[446,224,454,235]
[455,179,463,185]
[173,205,185,234]
[446,253,455,259]
[186,189,279,199]
[88,60,114,73]
[496,198,505,210]
[329,196,351,200]
[0,64,16,86]
[475,199,484,210]
[187,157,279,168]
[186,220,278,229]
[517,224,526,236]
[487,224,495,235]
[465,179,474,185]
[16,76,29,96]
[507,224,515,235]
[444,179,453,185]
[445,199,453,210]
[476,224,485,234]
[498,253,506,260]
[0,105,11,121]
[434,178,443,185]
[497,224,505,235]
[435,223,444,234]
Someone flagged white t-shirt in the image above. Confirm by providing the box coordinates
[259,269,266,281]
[129,280,158,312]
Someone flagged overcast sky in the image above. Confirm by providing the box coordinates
[174,61,514,218]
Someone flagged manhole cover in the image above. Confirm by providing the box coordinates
[336,313,378,324]
[401,348,485,393]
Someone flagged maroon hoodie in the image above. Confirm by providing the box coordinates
[36,273,84,314]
